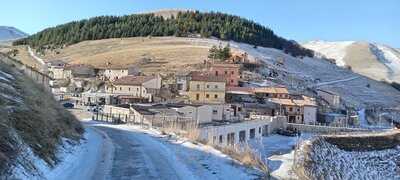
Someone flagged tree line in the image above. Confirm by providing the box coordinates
[13,11,314,57]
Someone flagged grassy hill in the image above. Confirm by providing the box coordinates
[38,37,213,74]
[14,10,313,57]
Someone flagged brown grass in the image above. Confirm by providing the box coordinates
[38,37,211,74]
[217,144,270,177]
[0,59,83,176]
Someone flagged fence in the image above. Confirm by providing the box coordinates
[286,123,370,133]
[93,112,197,132]
[0,53,51,90]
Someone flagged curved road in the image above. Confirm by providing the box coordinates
[91,125,190,180]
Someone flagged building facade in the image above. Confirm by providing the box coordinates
[210,63,240,87]
[188,72,226,104]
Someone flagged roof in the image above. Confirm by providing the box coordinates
[254,87,289,94]
[48,60,67,67]
[269,95,317,107]
[211,63,240,69]
[316,89,339,96]
[190,72,226,83]
[226,86,254,95]
[113,75,155,86]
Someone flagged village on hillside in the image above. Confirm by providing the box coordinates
[41,43,394,148]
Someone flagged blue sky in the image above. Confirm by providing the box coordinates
[1,0,399,47]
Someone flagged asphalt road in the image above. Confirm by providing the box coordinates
[92,126,184,180]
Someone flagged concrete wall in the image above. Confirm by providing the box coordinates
[177,105,212,124]
[199,116,286,146]
[103,69,129,81]
[304,106,317,124]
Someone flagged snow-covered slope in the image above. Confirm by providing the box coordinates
[0,26,28,41]
[303,40,400,83]
[302,40,354,66]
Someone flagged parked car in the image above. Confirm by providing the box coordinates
[63,102,74,109]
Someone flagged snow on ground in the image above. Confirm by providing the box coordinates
[27,46,45,65]
[302,40,354,66]
[299,139,400,180]
[13,127,109,180]
[372,43,400,74]
[248,134,315,179]
[91,123,260,180]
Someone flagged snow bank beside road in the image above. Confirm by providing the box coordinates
[14,127,108,180]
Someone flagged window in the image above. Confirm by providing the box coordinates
[239,131,246,142]
[196,94,200,100]
[225,71,228,75]
[250,129,255,139]
[137,87,139,91]
[227,133,235,146]
[120,87,122,91]
[213,110,218,115]
[215,71,219,76]
[259,127,262,134]
[206,94,210,98]
[219,135,223,143]
[231,71,234,75]
[115,87,117,90]
[215,85,218,89]
[297,108,300,112]
[128,88,131,91]
[197,84,200,90]
[207,85,210,88]
[213,136,217,144]
[214,94,218,99]
[230,80,234,83]
[122,70,124,73]
[289,107,293,112]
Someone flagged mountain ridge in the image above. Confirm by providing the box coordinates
[302,40,400,83]
[0,26,28,41]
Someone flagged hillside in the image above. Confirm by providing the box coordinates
[0,26,28,41]
[303,41,400,83]
[0,53,83,178]
[13,10,313,57]
[30,37,400,110]
[38,37,210,74]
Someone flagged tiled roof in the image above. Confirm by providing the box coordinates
[253,87,289,94]
[113,75,155,86]
[190,72,226,82]
[211,63,240,68]
[269,95,317,107]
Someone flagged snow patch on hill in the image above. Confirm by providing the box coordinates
[370,43,400,75]
[302,40,354,66]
